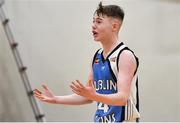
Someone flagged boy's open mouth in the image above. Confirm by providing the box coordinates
[92,31,98,36]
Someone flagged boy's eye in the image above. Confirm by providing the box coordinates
[97,20,102,24]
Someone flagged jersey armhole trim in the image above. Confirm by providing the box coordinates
[92,48,101,67]
[116,47,139,75]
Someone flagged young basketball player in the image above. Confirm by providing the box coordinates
[34,2,140,122]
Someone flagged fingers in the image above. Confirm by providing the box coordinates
[33,88,45,99]
[88,80,94,87]
[34,92,45,100]
[71,88,80,95]
[70,82,81,93]
[70,80,85,95]
[34,91,50,102]
[76,80,85,89]
[34,89,42,94]
[34,92,41,98]
[33,85,54,103]
[70,80,91,98]
[34,92,55,104]
[33,89,42,96]
[71,80,84,89]
[42,84,49,91]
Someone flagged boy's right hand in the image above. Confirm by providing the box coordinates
[33,84,57,104]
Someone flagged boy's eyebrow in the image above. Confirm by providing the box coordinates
[93,17,103,21]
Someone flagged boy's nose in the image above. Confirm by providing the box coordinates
[92,23,96,30]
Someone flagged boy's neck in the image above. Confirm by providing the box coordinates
[101,36,120,56]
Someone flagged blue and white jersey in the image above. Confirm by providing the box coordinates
[92,42,140,122]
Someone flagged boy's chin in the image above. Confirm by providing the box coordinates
[93,39,101,42]
[93,38,101,42]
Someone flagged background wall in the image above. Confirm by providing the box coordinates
[0,14,35,122]
[0,0,180,122]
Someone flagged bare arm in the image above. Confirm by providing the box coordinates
[33,70,94,105]
[53,94,92,105]
[54,71,94,105]
[71,50,136,106]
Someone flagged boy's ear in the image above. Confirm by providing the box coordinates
[112,19,121,32]
[112,22,119,32]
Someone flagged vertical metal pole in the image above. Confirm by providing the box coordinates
[0,1,46,122]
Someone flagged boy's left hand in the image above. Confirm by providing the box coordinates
[70,80,96,100]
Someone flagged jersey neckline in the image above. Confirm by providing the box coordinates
[101,42,124,62]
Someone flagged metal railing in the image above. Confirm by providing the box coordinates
[0,1,46,122]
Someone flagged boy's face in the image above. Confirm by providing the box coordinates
[92,14,115,42]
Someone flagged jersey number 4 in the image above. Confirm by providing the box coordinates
[98,103,109,113]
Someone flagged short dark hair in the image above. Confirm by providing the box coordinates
[94,2,125,21]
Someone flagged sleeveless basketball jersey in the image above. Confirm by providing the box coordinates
[92,42,140,122]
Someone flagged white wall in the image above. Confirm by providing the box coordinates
[2,0,180,121]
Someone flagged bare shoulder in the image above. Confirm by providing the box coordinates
[120,50,136,62]
[118,50,136,70]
